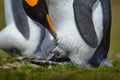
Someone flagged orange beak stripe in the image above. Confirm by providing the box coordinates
[25,0,38,7]
[46,14,56,35]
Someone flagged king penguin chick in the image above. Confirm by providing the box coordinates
[0,0,46,57]
[22,0,112,67]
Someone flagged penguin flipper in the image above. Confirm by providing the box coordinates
[89,0,112,67]
[11,0,30,39]
[89,29,111,67]
[73,0,98,48]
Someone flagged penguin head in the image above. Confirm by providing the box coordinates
[22,0,57,39]
[22,0,48,29]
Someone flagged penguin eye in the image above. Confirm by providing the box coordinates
[25,0,38,7]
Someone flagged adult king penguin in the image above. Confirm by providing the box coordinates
[22,0,112,67]
[0,0,47,57]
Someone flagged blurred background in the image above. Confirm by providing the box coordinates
[0,0,120,61]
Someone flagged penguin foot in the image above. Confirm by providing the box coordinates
[47,46,70,62]
[23,58,62,65]
[100,59,113,67]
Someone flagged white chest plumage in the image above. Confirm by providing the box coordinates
[47,0,103,66]
[0,18,42,57]
[0,0,43,57]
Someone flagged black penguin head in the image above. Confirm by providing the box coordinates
[22,0,52,26]
[22,0,57,39]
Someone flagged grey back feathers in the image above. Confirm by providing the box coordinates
[11,0,30,39]
[73,0,98,48]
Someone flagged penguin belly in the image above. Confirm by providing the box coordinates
[47,0,103,66]
[0,0,46,57]
[0,18,42,57]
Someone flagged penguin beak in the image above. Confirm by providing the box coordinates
[46,14,57,39]
[24,0,38,7]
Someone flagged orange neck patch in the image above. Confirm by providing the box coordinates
[25,0,38,7]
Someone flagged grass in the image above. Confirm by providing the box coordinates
[0,0,120,80]
[0,56,120,80]
[0,57,120,80]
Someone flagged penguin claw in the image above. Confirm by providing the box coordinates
[100,59,113,67]
[47,46,70,62]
